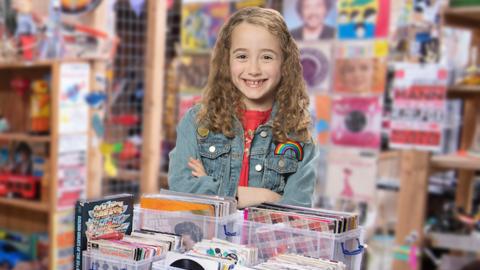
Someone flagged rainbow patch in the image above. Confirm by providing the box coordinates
[274,140,303,161]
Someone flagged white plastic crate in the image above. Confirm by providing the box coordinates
[133,207,243,243]
[82,250,162,270]
[134,208,364,270]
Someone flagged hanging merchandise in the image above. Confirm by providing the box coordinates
[129,0,144,17]
[110,114,139,126]
[100,142,122,177]
[119,141,138,160]
[60,0,102,15]
[91,113,104,138]
[85,91,107,108]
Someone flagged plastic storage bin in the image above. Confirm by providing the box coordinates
[134,208,364,270]
[82,250,161,270]
[133,207,243,242]
[222,219,364,270]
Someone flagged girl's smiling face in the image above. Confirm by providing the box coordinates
[229,22,282,111]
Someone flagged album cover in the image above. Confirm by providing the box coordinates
[313,95,331,145]
[299,42,333,93]
[389,63,447,152]
[74,194,134,270]
[284,0,337,41]
[325,148,378,203]
[181,2,230,52]
[333,41,387,94]
[330,95,382,149]
[337,0,390,40]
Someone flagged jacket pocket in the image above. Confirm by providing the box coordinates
[198,142,231,179]
[263,156,298,192]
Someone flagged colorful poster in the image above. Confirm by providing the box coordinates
[331,95,382,149]
[181,2,230,52]
[389,63,447,152]
[284,0,337,41]
[57,151,87,210]
[59,63,90,134]
[178,54,210,94]
[334,41,387,94]
[337,0,390,39]
[299,42,332,93]
[325,148,378,202]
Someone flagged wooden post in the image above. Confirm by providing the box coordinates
[140,0,167,194]
[393,150,430,270]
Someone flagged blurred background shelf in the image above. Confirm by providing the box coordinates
[431,154,480,170]
[0,133,51,143]
[447,85,480,98]
[443,7,480,29]
[428,232,480,253]
[0,197,50,212]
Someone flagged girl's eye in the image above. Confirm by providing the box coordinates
[263,55,273,60]
[236,54,247,60]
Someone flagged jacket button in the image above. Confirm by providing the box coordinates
[260,131,267,138]
[278,159,285,168]
[255,164,263,172]
[209,146,216,153]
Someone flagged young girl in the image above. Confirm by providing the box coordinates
[168,7,317,207]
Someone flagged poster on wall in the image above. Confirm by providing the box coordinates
[331,95,382,149]
[390,63,447,152]
[325,148,377,203]
[299,42,332,93]
[59,63,90,134]
[337,0,390,40]
[181,1,230,52]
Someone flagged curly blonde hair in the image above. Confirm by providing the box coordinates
[197,7,311,143]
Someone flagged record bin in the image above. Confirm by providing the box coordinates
[82,250,163,270]
[134,207,364,270]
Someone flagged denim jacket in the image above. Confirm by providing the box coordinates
[168,104,318,207]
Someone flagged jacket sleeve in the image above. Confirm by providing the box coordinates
[279,141,318,207]
[167,107,221,195]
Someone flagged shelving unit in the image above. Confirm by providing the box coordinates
[0,60,97,270]
[431,154,480,170]
[393,5,480,270]
[443,6,480,28]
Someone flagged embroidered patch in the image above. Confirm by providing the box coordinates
[274,140,304,161]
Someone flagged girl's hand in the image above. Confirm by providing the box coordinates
[237,186,281,208]
[188,157,207,177]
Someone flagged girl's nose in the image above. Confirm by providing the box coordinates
[247,60,261,76]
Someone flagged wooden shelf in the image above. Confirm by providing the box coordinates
[0,58,102,70]
[0,133,51,143]
[104,169,141,181]
[447,85,480,98]
[431,154,480,170]
[0,197,50,212]
[428,232,480,252]
[444,7,480,29]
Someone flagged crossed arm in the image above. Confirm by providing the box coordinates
[187,157,281,208]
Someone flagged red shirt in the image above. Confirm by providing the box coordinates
[238,109,272,187]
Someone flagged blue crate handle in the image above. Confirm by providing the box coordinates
[341,238,364,256]
[223,224,237,236]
